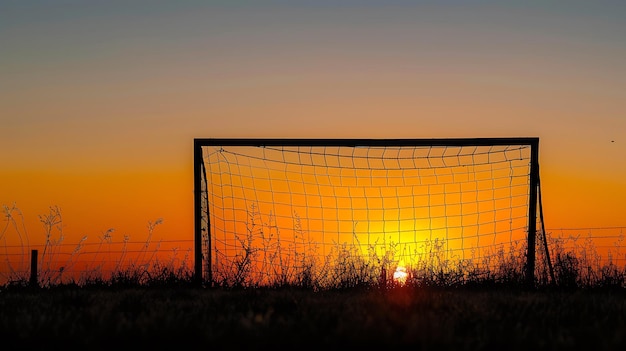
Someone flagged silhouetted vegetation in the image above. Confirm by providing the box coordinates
[1,205,625,349]
[2,204,626,290]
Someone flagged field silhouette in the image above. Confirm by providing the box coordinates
[1,209,625,350]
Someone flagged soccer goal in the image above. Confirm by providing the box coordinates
[193,138,545,287]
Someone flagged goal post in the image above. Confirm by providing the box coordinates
[194,137,541,287]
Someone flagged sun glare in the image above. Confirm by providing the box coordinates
[393,261,408,286]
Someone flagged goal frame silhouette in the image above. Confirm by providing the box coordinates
[193,137,541,286]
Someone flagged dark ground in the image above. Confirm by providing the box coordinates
[1,285,625,350]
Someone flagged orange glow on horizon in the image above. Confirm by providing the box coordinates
[3,2,626,287]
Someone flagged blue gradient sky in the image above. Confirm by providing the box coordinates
[2,1,625,244]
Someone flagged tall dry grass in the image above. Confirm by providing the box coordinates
[1,204,193,289]
[2,204,625,290]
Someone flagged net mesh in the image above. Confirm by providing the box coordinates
[200,143,534,287]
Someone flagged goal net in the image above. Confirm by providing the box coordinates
[194,138,543,288]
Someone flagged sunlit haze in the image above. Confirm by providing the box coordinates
[1,1,625,280]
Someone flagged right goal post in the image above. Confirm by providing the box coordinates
[194,137,544,287]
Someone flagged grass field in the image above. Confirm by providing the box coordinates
[1,285,624,350]
[2,205,625,350]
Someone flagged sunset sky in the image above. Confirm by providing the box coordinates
[2,1,626,258]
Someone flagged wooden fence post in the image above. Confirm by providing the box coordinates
[30,249,39,288]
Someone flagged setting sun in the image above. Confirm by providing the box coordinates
[393,260,408,286]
